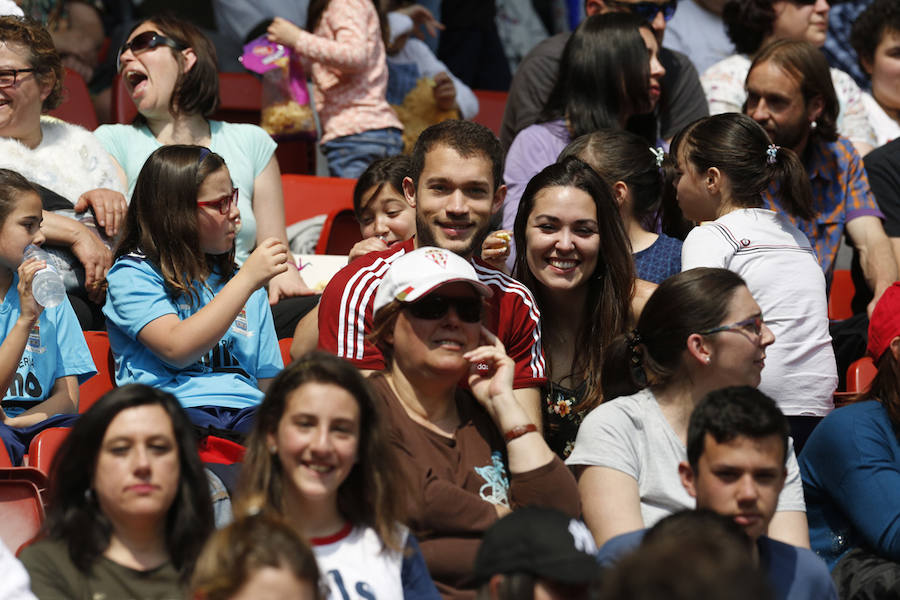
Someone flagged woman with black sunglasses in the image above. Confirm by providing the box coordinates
[94,15,316,339]
[368,246,580,599]
[103,145,286,432]
[566,267,810,551]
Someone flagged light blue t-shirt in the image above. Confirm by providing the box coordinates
[1,275,96,416]
[102,253,283,409]
[94,121,277,264]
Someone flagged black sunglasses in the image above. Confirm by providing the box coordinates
[404,294,483,323]
[117,31,188,71]
[606,0,678,22]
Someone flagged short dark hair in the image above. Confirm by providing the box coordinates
[722,0,777,55]
[0,168,39,225]
[352,155,411,219]
[116,144,234,307]
[43,384,213,580]
[750,40,839,143]
[408,120,503,193]
[0,16,63,111]
[191,511,324,600]
[237,352,409,552]
[851,0,900,78]
[126,14,219,120]
[686,386,790,470]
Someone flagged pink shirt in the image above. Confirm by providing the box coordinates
[292,0,402,144]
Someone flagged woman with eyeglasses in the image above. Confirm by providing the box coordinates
[673,113,836,449]
[94,15,316,339]
[103,145,285,431]
[502,12,665,268]
[701,0,875,156]
[566,267,810,550]
[368,246,580,598]
[0,16,127,330]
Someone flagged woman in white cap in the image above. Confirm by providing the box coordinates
[369,246,580,599]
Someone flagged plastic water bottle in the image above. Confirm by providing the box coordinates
[22,245,65,308]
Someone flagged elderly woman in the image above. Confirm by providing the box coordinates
[94,15,316,337]
[368,246,580,599]
[701,0,875,156]
[0,15,127,330]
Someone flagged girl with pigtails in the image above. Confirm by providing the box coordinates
[672,112,836,448]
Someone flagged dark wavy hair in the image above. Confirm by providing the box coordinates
[42,384,213,580]
[0,16,63,111]
[602,268,747,400]
[670,113,814,220]
[353,155,411,220]
[124,14,219,121]
[749,40,839,143]
[115,145,235,308]
[513,157,635,414]
[0,168,39,224]
[722,0,778,55]
[409,119,503,192]
[541,12,657,144]
[851,0,900,79]
[237,351,409,552]
[686,386,789,469]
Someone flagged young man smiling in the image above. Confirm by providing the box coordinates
[597,387,837,600]
[316,120,545,427]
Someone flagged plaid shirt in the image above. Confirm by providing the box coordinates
[764,136,883,288]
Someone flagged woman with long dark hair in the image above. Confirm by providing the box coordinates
[800,282,900,593]
[567,268,809,549]
[501,12,665,267]
[512,157,644,458]
[20,384,214,597]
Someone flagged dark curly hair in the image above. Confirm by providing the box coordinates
[850,0,900,79]
[722,0,777,55]
[0,16,64,111]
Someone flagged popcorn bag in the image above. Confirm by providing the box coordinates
[240,36,316,138]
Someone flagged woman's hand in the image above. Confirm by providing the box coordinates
[17,259,45,324]
[74,189,128,238]
[464,327,516,420]
[348,237,388,262]
[433,71,457,111]
[239,238,290,291]
[481,230,511,273]
[267,17,304,49]
[267,264,317,305]
[394,3,445,39]
[70,228,112,304]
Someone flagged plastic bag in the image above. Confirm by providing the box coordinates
[240,36,316,138]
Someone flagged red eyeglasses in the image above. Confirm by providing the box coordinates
[197,188,239,215]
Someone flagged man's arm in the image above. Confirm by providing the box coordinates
[846,215,898,314]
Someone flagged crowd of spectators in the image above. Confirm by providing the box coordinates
[1,0,900,598]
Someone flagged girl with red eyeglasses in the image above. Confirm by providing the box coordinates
[103,145,286,433]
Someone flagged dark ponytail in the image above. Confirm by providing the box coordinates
[670,113,814,221]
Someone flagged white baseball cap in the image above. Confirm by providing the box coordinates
[373,247,492,315]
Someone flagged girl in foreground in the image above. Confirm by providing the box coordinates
[567,268,809,549]
[237,352,440,598]
[0,169,94,464]
[103,145,285,432]
[20,384,213,598]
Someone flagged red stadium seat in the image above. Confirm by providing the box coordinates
[80,331,115,413]
[281,174,362,254]
[472,90,508,136]
[279,338,294,366]
[49,68,99,130]
[0,480,44,555]
[27,428,71,479]
[828,269,855,320]
[846,356,877,394]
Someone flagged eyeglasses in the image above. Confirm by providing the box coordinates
[0,68,37,88]
[698,315,765,337]
[197,188,239,215]
[404,294,483,323]
[117,31,188,71]
[606,0,678,22]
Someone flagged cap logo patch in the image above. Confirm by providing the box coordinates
[425,248,448,269]
[397,285,415,300]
